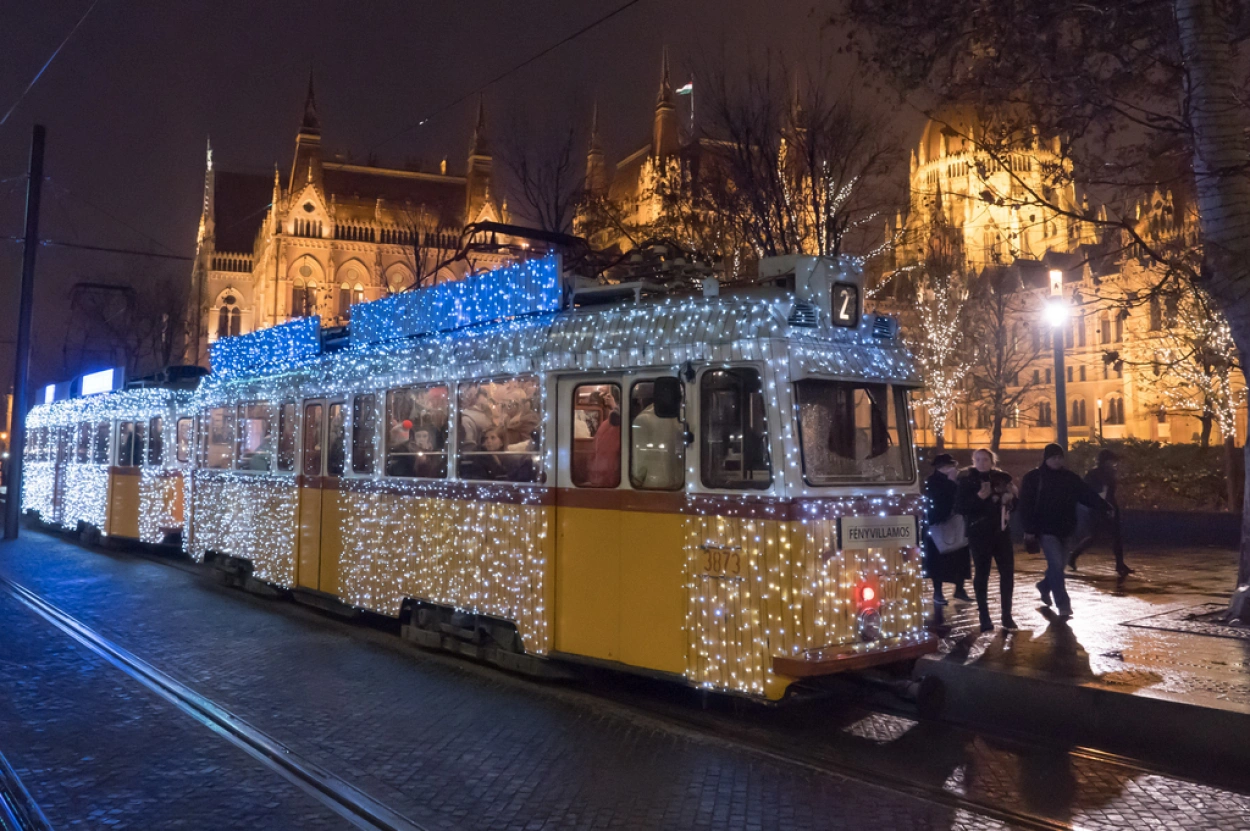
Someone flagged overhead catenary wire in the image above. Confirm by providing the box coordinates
[369,0,644,153]
[0,236,191,261]
[0,0,103,128]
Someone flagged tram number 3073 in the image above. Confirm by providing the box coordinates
[700,543,743,579]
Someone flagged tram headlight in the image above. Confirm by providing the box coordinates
[858,608,882,642]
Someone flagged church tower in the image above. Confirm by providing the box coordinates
[289,74,323,191]
[465,96,494,221]
[584,101,609,197]
[653,47,679,159]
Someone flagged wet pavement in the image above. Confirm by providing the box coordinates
[926,544,1250,710]
[1,530,1249,830]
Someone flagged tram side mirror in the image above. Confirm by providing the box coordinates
[653,376,683,420]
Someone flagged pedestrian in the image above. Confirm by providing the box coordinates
[1019,443,1112,620]
[956,448,1018,632]
[1068,448,1133,577]
[923,454,972,620]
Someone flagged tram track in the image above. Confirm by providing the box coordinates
[0,748,52,831]
[4,554,1234,831]
[0,576,429,831]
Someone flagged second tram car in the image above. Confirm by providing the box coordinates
[25,254,934,700]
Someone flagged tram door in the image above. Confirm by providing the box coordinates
[296,399,346,593]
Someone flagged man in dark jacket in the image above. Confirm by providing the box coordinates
[1068,449,1132,577]
[1019,444,1112,619]
[956,448,1018,632]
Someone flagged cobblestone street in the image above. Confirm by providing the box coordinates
[1,530,1248,830]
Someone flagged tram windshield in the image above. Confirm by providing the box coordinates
[795,379,915,485]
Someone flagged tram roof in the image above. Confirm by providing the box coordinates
[194,289,919,404]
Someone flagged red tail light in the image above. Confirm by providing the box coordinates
[855,578,881,612]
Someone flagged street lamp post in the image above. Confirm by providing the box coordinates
[1096,398,1104,442]
[1046,269,1070,450]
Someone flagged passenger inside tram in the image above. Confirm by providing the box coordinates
[455,377,540,483]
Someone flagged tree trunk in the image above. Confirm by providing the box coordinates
[1225,434,1241,511]
[990,414,1003,453]
[1201,413,1214,447]
[935,431,946,451]
[1173,0,1250,604]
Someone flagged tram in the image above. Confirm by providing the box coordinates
[25,253,934,700]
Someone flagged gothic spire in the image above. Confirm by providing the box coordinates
[656,45,674,108]
[589,100,603,155]
[302,71,320,134]
[469,95,489,157]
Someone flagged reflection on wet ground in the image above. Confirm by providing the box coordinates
[928,546,1250,706]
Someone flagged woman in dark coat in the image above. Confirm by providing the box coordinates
[924,454,972,612]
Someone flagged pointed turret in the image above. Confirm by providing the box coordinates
[466,95,494,221]
[653,46,679,158]
[585,101,609,197]
[198,137,215,245]
[290,73,324,191]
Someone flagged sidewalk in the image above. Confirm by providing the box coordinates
[918,544,1250,769]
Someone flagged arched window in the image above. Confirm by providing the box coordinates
[305,281,319,315]
[339,282,351,315]
[216,292,240,339]
[1037,401,1053,426]
[1071,398,1087,427]
[1106,396,1125,425]
[354,283,365,304]
[291,279,306,317]
[1099,311,1111,345]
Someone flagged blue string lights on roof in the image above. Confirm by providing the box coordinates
[351,255,563,347]
[210,315,322,376]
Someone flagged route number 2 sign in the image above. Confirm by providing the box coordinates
[831,282,860,328]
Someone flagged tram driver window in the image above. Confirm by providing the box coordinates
[236,402,274,472]
[176,418,193,464]
[629,379,685,491]
[457,377,540,483]
[327,403,346,476]
[385,386,449,479]
[93,421,110,465]
[276,403,296,472]
[204,407,234,469]
[794,379,915,485]
[148,417,163,466]
[571,383,621,488]
[700,368,772,490]
[351,394,377,475]
[302,404,324,476]
[76,423,89,463]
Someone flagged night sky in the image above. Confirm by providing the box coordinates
[0,0,906,389]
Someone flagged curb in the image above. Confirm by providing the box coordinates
[917,653,1250,771]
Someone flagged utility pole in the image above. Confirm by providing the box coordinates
[4,125,45,540]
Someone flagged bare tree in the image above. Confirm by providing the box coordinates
[63,270,192,379]
[965,269,1046,451]
[697,53,901,263]
[841,0,1250,615]
[501,125,581,235]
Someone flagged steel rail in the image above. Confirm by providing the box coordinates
[0,748,53,831]
[0,577,428,831]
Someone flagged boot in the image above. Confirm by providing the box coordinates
[1036,580,1052,607]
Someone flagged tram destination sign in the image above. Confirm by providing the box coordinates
[837,515,918,549]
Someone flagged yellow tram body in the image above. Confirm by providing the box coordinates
[26,255,934,700]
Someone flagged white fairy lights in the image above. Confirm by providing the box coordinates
[29,257,931,699]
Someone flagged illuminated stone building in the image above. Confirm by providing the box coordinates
[882,108,1244,450]
[187,80,504,365]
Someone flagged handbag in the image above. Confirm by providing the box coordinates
[926,513,968,553]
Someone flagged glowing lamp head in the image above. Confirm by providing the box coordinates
[860,585,876,604]
[1043,300,1070,329]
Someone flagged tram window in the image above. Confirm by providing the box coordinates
[384,386,449,478]
[327,403,346,476]
[457,377,540,483]
[133,421,147,467]
[204,407,235,469]
[176,418,193,463]
[76,423,90,463]
[629,380,685,491]
[236,402,274,472]
[700,368,772,490]
[795,379,915,485]
[302,403,324,477]
[93,421,110,465]
[117,423,136,467]
[148,417,163,466]
[351,394,377,475]
[276,403,296,472]
[571,383,621,488]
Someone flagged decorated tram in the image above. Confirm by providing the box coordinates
[24,253,934,700]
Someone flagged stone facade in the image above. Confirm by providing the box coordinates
[187,80,505,365]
